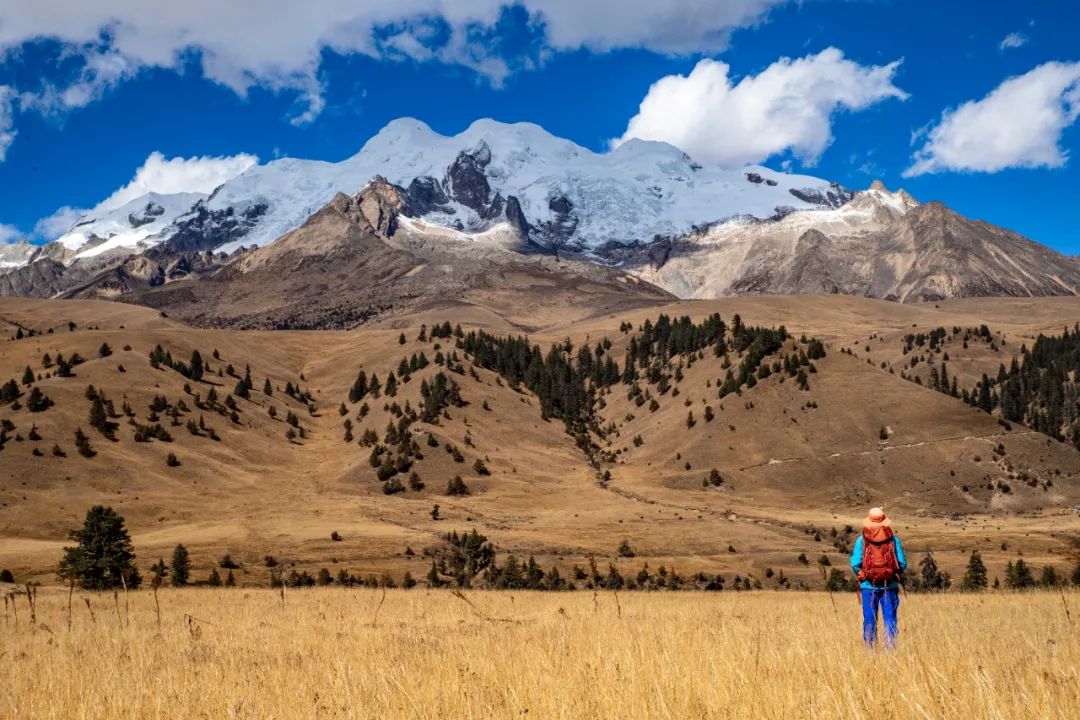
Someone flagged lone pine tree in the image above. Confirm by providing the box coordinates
[57,506,141,590]
[960,550,988,591]
[171,544,191,587]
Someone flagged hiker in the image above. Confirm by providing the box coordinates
[849,507,906,648]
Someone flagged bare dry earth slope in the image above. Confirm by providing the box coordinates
[626,183,1080,302]
[1,294,1079,588]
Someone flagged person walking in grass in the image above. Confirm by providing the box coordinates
[850,506,906,648]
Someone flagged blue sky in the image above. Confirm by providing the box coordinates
[1,1,1079,252]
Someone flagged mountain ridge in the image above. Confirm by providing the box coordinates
[2,118,1079,318]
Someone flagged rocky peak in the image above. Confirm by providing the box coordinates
[849,180,920,220]
[788,182,855,209]
[128,201,166,228]
[350,176,409,237]
[445,141,493,212]
[0,238,38,269]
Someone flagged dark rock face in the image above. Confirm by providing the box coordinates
[0,258,69,297]
[789,183,856,209]
[404,176,450,215]
[647,237,674,270]
[505,195,530,239]
[163,202,268,253]
[480,192,505,221]
[444,141,493,212]
[745,172,764,184]
[530,194,579,249]
[128,201,166,228]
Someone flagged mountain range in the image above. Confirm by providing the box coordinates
[2,118,1078,327]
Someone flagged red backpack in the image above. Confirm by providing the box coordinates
[860,526,899,583]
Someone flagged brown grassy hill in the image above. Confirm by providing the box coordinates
[1,294,1079,589]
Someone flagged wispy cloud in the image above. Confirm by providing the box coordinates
[999,33,1028,51]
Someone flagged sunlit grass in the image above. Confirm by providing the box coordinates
[2,588,1077,719]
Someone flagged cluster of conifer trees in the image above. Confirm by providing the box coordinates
[921,324,1080,448]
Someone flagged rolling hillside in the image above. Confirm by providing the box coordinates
[2,293,1079,589]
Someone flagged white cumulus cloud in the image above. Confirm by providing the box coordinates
[31,206,89,242]
[97,151,259,210]
[905,61,1080,177]
[0,0,786,156]
[613,48,908,167]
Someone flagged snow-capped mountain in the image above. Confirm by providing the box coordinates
[197,118,854,254]
[3,117,1079,314]
[52,192,209,260]
[0,238,36,269]
[14,118,853,268]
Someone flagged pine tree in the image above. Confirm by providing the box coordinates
[225,569,236,587]
[57,506,141,590]
[1039,565,1061,588]
[188,350,204,381]
[88,397,114,438]
[207,568,222,586]
[234,366,252,399]
[98,343,113,358]
[171,544,191,587]
[426,561,443,587]
[348,371,368,403]
[26,387,52,412]
[74,428,96,458]
[445,475,469,496]
[21,366,34,386]
[1,378,20,403]
[919,551,947,591]
[264,379,273,396]
[960,550,988,591]
[1005,558,1036,589]
[977,375,993,413]
[149,558,168,587]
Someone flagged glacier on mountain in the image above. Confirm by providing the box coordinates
[19,118,853,268]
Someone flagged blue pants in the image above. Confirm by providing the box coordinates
[861,588,900,648]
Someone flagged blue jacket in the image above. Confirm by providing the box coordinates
[849,533,907,590]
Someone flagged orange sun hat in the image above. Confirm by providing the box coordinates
[864,506,892,529]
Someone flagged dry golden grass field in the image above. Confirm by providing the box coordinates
[2,587,1078,719]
